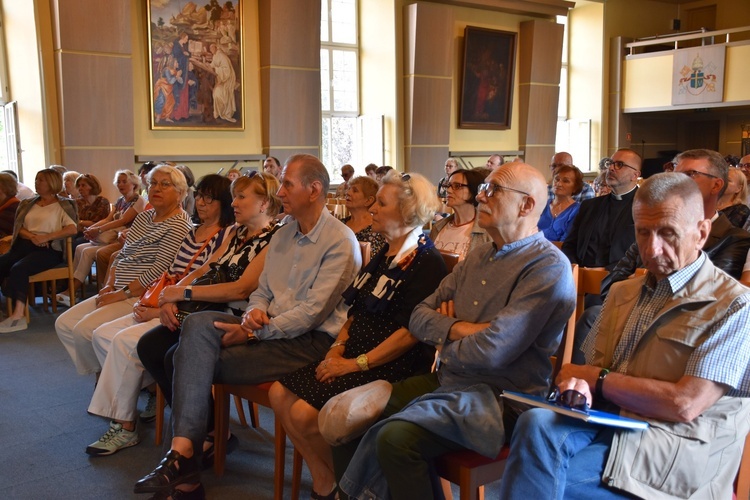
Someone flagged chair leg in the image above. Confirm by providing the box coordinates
[213,385,231,477]
[155,386,166,446]
[249,400,259,428]
[273,417,287,500]
[234,395,248,427]
[50,280,58,314]
[291,448,303,500]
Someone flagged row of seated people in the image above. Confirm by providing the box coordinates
[13,154,747,499]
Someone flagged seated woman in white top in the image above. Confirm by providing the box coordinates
[429,168,490,260]
[0,169,78,333]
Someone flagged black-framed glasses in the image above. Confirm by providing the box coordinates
[605,160,638,172]
[681,169,718,180]
[477,182,529,198]
[549,162,570,171]
[738,163,750,172]
[547,386,589,411]
[442,182,470,191]
[194,192,215,204]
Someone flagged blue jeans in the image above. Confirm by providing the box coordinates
[170,311,333,450]
[498,408,633,499]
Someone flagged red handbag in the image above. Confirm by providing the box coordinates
[136,227,221,308]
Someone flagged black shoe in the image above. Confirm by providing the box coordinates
[201,433,239,470]
[146,483,206,500]
[134,450,200,494]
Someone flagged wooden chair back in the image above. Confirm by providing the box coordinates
[575,267,609,320]
[439,250,460,273]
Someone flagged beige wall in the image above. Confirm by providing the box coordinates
[569,1,603,171]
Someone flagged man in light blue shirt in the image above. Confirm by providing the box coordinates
[135,154,361,497]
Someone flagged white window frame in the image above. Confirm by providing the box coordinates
[321,0,360,183]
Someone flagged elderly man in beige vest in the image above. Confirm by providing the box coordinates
[500,172,750,499]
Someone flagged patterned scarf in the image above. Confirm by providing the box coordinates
[342,229,434,314]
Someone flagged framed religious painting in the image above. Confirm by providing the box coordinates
[147,0,244,130]
[459,26,516,130]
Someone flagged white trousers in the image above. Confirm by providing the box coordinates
[88,315,160,422]
[72,243,100,283]
[55,295,139,375]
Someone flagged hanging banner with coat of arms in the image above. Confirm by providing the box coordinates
[672,45,725,106]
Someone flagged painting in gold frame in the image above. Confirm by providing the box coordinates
[459,26,516,130]
[147,0,244,130]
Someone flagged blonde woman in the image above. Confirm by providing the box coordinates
[718,167,750,228]
[0,169,78,332]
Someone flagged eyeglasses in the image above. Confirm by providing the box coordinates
[681,169,718,180]
[442,182,470,191]
[148,180,174,190]
[243,170,259,178]
[739,163,750,172]
[605,160,638,172]
[477,182,529,198]
[194,192,215,204]
[547,386,589,411]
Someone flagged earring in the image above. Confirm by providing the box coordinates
[260,209,265,214]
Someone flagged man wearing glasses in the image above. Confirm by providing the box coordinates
[739,154,750,190]
[338,162,576,499]
[499,173,750,499]
[546,151,595,203]
[562,148,642,272]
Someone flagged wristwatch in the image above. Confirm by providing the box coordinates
[183,285,193,301]
[122,285,132,299]
[356,354,369,371]
[595,368,610,401]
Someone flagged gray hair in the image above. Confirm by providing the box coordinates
[634,172,704,221]
[381,170,441,228]
[147,164,188,202]
[286,154,330,196]
[675,148,728,198]
[114,169,141,191]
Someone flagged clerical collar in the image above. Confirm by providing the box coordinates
[610,184,638,201]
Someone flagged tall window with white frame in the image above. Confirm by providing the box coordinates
[320,0,359,184]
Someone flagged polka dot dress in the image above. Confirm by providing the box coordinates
[280,256,422,410]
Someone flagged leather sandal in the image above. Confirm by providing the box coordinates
[201,433,238,470]
[134,450,200,494]
[147,483,206,500]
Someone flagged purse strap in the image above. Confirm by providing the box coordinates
[179,226,223,280]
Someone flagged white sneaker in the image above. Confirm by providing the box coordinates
[0,317,27,333]
[85,421,140,456]
[56,293,71,307]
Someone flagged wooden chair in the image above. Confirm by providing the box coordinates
[439,250,460,273]
[213,382,303,500]
[6,236,75,322]
[575,267,609,320]
[433,264,580,500]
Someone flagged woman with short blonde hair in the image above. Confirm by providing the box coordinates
[268,170,447,499]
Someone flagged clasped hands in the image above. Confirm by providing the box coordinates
[213,308,267,347]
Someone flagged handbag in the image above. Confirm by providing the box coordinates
[136,227,222,308]
[173,262,230,325]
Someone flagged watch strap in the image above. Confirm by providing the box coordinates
[595,368,610,401]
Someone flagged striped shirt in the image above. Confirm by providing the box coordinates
[168,225,230,277]
[112,209,192,288]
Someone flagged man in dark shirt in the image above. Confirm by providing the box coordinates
[562,148,642,269]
